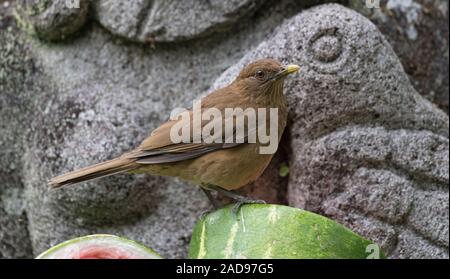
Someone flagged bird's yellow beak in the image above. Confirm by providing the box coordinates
[274,64,300,80]
[285,64,300,74]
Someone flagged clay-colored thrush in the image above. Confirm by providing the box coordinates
[49,59,300,209]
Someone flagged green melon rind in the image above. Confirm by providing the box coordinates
[188,204,384,259]
[36,234,162,259]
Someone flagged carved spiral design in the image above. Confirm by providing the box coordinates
[305,27,349,74]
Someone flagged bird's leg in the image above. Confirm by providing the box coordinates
[201,186,220,210]
[205,184,266,216]
[199,185,222,219]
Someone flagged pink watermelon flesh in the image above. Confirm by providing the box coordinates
[70,245,135,259]
[36,235,162,259]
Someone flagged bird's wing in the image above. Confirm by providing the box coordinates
[126,108,252,165]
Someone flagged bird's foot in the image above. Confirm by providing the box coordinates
[231,198,266,217]
[199,209,213,219]
[202,184,266,217]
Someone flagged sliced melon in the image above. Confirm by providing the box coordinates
[36,234,162,259]
[189,204,384,259]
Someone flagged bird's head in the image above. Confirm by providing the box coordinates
[234,59,300,101]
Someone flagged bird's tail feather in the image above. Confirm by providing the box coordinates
[49,157,137,188]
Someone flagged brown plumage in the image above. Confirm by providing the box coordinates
[49,59,300,195]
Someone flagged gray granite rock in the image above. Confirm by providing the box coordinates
[2,0,448,259]
[93,0,266,43]
[1,0,309,258]
[348,0,449,113]
[14,0,269,43]
[15,0,89,41]
[214,4,449,258]
[0,5,34,258]
[14,0,449,112]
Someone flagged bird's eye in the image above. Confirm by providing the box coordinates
[255,70,265,80]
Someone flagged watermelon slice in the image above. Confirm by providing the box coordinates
[36,234,162,259]
[189,204,384,259]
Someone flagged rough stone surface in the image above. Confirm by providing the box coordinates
[93,0,266,43]
[214,4,449,258]
[1,0,448,259]
[13,0,269,43]
[1,0,309,258]
[348,0,449,113]
[15,0,89,41]
[0,4,34,258]
[14,0,449,112]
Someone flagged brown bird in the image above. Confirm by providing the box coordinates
[49,59,300,211]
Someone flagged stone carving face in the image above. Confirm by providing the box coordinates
[214,4,449,258]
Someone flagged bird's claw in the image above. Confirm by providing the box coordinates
[199,209,213,219]
[231,198,266,217]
